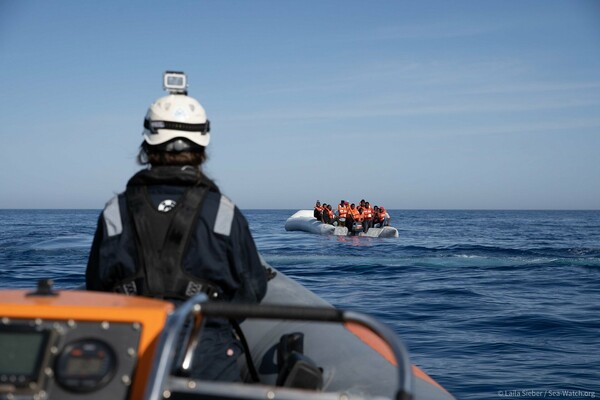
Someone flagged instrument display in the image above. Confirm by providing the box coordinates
[54,339,117,392]
[0,319,140,399]
[0,328,49,387]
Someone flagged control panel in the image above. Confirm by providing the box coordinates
[0,286,173,400]
[0,318,141,400]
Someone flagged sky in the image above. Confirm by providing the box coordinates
[1,1,599,210]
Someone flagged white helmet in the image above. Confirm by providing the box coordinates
[142,94,210,147]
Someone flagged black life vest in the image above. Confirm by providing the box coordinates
[113,166,222,300]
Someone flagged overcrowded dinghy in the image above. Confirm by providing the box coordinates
[285,210,399,238]
[0,262,453,400]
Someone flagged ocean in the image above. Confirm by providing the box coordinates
[1,209,599,399]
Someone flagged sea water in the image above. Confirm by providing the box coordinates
[1,209,599,399]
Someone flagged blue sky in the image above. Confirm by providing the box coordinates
[1,1,599,209]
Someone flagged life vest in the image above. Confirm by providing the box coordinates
[314,205,324,219]
[348,207,361,221]
[113,167,222,300]
[362,206,373,220]
[338,204,347,218]
[327,208,334,219]
[377,207,387,222]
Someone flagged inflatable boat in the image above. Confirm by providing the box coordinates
[285,210,399,238]
[0,262,453,400]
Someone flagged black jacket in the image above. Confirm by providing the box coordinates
[86,166,267,305]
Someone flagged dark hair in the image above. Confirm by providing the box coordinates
[138,142,207,166]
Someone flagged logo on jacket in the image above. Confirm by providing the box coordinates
[158,199,177,212]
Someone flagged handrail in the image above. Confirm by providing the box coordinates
[144,293,209,400]
[144,295,414,400]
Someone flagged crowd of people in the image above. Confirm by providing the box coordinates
[313,199,390,233]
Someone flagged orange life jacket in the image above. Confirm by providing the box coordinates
[315,205,323,212]
[327,208,334,219]
[377,207,386,222]
[349,207,361,221]
[338,204,347,218]
[362,206,373,219]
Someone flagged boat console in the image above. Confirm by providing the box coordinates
[0,318,138,399]
[0,281,172,400]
